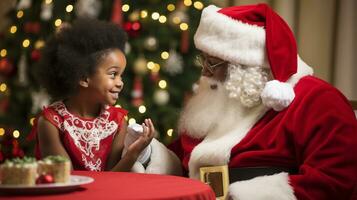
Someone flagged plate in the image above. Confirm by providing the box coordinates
[0,175,94,194]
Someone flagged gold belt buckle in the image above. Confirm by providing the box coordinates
[199,165,229,200]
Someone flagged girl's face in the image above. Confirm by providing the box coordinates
[87,49,126,106]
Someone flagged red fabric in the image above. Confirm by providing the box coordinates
[32,101,128,171]
[111,0,123,26]
[218,3,297,82]
[0,171,215,200]
[173,76,357,200]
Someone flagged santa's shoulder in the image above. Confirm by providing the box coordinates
[293,75,352,111]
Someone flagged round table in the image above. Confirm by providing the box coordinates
[0,171,215,200]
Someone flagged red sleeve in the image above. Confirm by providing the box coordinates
[41,106,63,130]
[289,81,357,200]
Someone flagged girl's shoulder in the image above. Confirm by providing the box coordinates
[105,105,128,124]
[40,101,67,129]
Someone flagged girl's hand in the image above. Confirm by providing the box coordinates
[127,119,155,157]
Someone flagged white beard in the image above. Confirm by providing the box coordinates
[178,76,256,139]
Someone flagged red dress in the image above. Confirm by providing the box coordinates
[32,101,127,171]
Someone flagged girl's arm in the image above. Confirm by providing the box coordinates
[109,119,155,172]
[37,116,73,168]
[105,119,127,170]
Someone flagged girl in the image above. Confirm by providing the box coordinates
[32,18,154,172]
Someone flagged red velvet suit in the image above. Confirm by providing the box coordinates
[170,76,357,200]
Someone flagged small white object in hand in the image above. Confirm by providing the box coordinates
[124,123,152,165]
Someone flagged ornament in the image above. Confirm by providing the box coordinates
[111,0,123,26]
[17,0,32,10]
[40,1,53,21]
[129,10,140,21]
[0,58,14,76]
[75,0,102,18]
[125,42,131,54]
[31,89,50,113]
[36,174,54,184]
[0,151,3,162]
[35,40,45,49]
[168,10,188,27]
[180,29,189,53]
[131,77,143,107]
[11,140,24,158]
[18,53,28,86]
[123,22,141,38]
[0,97,9,114]
[163,49,183,75]
[24,22,41,34]
[144,36,158,51]
[150,72,160,83]
[154,89,169,105]
[133,56,148,75]
[31,49,41,62]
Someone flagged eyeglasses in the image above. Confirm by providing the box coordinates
[196,54,227,74]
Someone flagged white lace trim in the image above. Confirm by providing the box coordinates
[51,101,118,171]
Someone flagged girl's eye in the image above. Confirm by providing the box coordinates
[109,72,117,79]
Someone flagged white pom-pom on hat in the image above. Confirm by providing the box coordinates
[261,80,295,111]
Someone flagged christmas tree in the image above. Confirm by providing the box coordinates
[0,0,210,161]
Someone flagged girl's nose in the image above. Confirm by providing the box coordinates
[116,79,124,90]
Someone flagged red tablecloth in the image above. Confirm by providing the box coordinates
[0,171,215,200]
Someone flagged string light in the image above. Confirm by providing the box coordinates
[152,63,160,73]
[128,118,136,125]
[13,130,20,138]
[161,51,169,59]
[17,10,24,18]
[0,83,7,92]
[158,15,167,23]
[54,19,62,27]
[138,105,146,113]
[167,4,175,11]
[140,10,148,18]
[158,80,167,89]
[147,61,155,70]
[172,17,181,24]
[0,49,7,57]
[66,4,73,13]
[0,128,5,136]
[9,25,17,34]
[122,4,130,12]
[30,117,35,126]
[193,1,204,10]
[167,129,173,137]
[22,39,30,48]
[180,23,189,31]
[151,12,160,20]
[184,0,193,6]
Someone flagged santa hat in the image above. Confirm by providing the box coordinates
[194,4,299,111]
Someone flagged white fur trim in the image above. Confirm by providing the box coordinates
[229,172,297,200]
[188,104,269,179]
[194,5,267,67]
[261,56,314,111]
[144,138,182,175]
[131,162,145,173]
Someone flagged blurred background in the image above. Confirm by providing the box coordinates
[0,0,355,161]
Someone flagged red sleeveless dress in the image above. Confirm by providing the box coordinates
[31,101,127,171]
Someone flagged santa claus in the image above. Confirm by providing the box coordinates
[143,3,357,200]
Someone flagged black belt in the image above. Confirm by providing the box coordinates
[229,166,298,182]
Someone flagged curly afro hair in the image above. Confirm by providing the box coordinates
[36,18,127,100]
